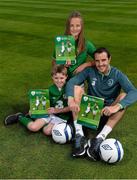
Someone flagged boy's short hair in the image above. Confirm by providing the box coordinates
[51,65,67,76]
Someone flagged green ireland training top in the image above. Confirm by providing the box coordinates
[49,84,71,121]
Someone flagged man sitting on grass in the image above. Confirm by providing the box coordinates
[66,47,137,160]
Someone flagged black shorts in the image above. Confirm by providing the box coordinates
[97,115,109,132]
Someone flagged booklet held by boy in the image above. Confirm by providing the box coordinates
[55,35,76,65]
[78,94,104,130]
[29,89,50,118]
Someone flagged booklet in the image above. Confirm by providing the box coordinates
[78,94,104,130]
[55,35,76,65]
[29,89,50,118]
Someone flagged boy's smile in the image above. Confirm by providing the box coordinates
[52,73,67,89]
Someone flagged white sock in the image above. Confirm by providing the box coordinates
[74,120,84,136]
[96,125,112,140]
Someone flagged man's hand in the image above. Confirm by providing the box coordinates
[102,104,122,116]
[68,97,80,112]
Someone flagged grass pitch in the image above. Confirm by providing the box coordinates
[0,0,137,179]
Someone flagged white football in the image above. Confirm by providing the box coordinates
[52,122,73,144]
[99,138,124,163]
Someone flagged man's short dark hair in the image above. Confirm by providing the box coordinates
[93,47,111,59]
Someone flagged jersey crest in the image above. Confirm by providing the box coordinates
[107,79,114,87]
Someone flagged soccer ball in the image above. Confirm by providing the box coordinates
[99,138,124,164]
[52,122,73,144]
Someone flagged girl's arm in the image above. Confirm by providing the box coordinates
[73,61,95,74]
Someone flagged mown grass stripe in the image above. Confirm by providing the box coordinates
[0,2,136,11]
[1,5,137,17]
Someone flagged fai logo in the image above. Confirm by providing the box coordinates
[101,144,113,150]
[56,36,61,42]
[31,91,35,96]
[53,130,62,136]
[83,96,88,101]
[107,79,114,87]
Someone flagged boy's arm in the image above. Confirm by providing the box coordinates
[47,107,70,114]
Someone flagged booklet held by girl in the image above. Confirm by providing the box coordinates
[29,89,50,118]
[55,35,76,65]
[78,94,104,130]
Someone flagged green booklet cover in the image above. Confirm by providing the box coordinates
[29,89,50,118]
[78,94,104,130]
[55,35,76,65]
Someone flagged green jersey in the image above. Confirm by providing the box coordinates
[68,40,96,78]
[53,40,96,78]
[49,84,70,121]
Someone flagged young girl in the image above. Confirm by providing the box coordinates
[53,11,96,78]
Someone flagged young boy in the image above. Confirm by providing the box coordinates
[4,65,72,137]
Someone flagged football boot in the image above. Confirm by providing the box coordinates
[4,112,23,125]
[72,133,87,157]
[87,137,103,161]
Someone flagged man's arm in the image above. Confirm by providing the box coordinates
[117,71,137,108]
[66,68,91,113]
[65,67,90,97]
[67,86,84,113]
[102,71,137,117]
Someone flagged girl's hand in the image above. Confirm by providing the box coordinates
[73,64,85,74]
[73,61,95,75]
[65,60,71,67]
